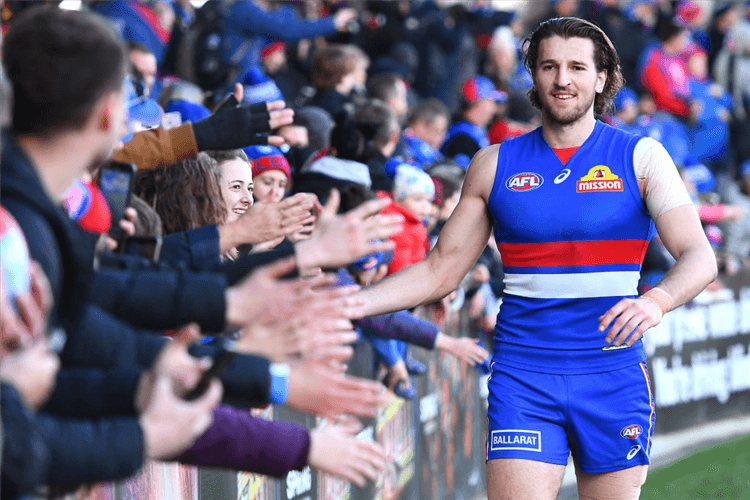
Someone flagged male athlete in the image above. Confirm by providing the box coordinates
[352,17,717,500]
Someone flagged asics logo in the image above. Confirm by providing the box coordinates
[627,445,641,460]
[554,169,571,184]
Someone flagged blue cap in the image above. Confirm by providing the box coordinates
[462,76,507,103]
[241,67,284,105]
[166,99,210,123]
[347,243,384,274]
[405,136,443,168]
[122,77,163,143]
[125,77,163,127]
[613,86,638,112]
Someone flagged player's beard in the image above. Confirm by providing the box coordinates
[541,88,596,127]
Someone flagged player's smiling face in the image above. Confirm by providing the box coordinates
[533,35,606,127]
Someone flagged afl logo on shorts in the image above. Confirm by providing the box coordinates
[620,424,642,439]
[506,173,543,192]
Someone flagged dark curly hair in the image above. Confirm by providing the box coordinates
[134,152,227,234]
[522,17,624,116]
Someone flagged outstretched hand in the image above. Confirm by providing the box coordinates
[286,351,387,419]
[436,334,490,366]
[308,416,386,487]
[1,261,53,351]
[294,189,403,271]
[221,193,316,251]
[223,84,293,146]
[137,324,222,460]
[0,336,60,409]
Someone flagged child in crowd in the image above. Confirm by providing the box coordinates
[342,245,489,399]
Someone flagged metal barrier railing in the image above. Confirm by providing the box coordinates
[78,285,750,500]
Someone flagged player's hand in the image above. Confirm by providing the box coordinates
[598,297,663,347]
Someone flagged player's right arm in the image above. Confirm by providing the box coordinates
[350,146,499,319]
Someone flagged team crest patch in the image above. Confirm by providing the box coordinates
[506,173,543,192]
[489,430,541,451]
[620,424,643,439]
[576,165,623,193]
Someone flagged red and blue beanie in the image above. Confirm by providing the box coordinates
[63,179,112,234]
[243,145,291,181]
[347,241,384,274]
[462,75,507,104]
[260,38,286,59]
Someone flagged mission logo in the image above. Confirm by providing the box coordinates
[576,165,623,193]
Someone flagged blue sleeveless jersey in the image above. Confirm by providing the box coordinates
[488,121,652,374]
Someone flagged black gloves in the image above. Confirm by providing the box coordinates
[192,98,272,151]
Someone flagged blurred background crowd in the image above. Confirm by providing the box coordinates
[2,0,750,498]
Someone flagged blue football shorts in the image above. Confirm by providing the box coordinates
[486,361,655,473]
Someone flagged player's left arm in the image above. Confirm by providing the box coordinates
[599,139,718,346]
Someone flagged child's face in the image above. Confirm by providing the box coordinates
[398,193,435,223]
[354,264,388,286]
[618,101,639,124]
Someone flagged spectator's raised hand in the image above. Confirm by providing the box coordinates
[225,258,308,327]
[435,334,490,366]
[192,84,295,151]
[383,359,409,393]
[295,189,403,271]
[235,271,360,361]
[235,316,357,362]
[136,324,211,412]
[221,193,316,251]
[139,374,221,460]
[103,206,137,252]
[1,261,52,351]
[333,8,358,32]
[308,416,386,487]
[286,351,387,419]
[226,259,365,334]
[0,336,60,409]
[137,324,221,460]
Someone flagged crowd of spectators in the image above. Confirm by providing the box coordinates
[4,0,750,497]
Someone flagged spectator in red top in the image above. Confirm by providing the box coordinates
[383,165,435,275]
[639,16,696,119]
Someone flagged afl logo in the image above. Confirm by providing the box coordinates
[620,424,643,439]
[506,173,543,192]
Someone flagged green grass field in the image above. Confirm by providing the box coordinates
[641,434,750,499]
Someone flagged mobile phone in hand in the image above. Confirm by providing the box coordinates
[97,160,137,247]
[183,339,237,401]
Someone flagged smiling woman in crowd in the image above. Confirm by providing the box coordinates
[135,150,255,259]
